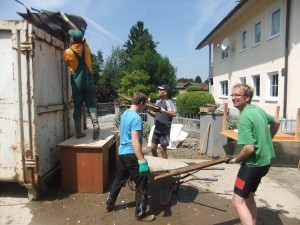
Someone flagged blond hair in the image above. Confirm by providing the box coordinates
[232,84,254,102]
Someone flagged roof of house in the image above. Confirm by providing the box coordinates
[175,82,192,89]
[195,0,249,50]
[175,82,208,91]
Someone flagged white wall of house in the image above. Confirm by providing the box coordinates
[210,0,300,118]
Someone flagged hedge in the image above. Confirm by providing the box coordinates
[176,91,215,114]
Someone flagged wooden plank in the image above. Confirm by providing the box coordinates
[220,104,300,143]
[154,158,229,181]
[295,108,300,140]
[220,130,300,143]
[222,103,228,132]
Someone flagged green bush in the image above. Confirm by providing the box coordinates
[187,86,202,92]
[148,92,159,103]
[176,91,215,114]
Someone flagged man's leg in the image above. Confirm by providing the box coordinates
[232,193,256,225]
[150,143,158,157]
[246,193,257,224]
[84,88,100,140]
[232,164,269,225]
[73,91,86,138]
[106,156,129,211]
[159,134,169,159]
[127,155,155,222]
[160,145,168,159]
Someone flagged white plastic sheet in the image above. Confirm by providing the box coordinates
[147,124,188,149]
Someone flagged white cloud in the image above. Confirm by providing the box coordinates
[187,0,236,49]
[84,16,123,44]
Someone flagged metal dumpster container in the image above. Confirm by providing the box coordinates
[0,20,75,199]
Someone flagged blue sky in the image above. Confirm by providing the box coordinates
[0,0,237,81]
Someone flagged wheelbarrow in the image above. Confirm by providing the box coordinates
[127,156,229,205]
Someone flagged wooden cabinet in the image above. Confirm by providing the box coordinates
[58,128,118,193]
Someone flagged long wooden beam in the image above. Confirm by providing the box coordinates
[154,158,229,181]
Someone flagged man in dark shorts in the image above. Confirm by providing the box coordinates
[147,85,176,159]
[228,84,280,225]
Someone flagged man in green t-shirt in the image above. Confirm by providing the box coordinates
[228,84,280,225]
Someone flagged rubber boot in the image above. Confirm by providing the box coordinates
[74,119,86,139]
[90,112,100,140]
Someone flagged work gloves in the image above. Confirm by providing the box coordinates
[226,155,240,164]
[139,160,150,176]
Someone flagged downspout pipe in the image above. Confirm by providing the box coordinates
[208,44,212,92]
[283,0,291,118]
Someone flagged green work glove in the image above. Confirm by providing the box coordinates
[139,161,150,176]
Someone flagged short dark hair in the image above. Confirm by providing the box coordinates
[132,92,148,105]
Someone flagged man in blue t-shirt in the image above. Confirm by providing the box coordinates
[106,92,155,222]
[148,85,176,159]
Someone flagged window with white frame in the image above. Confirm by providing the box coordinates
[220,80,228,97]
[268,72,278,97]
[240,77,246,84]
[252,75,260,97]
[253,21,261,45]
[240,30,247,51]
[268,6,281,38]
[219,49,229,61]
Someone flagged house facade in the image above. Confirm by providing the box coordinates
[196,0,300,118]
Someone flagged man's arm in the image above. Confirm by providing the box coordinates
[233,144,255,163]
[270,119,280,139]
[59,12,78,30]
[147,110,156,118]
[132,130,145,161]
[161,110,176,117]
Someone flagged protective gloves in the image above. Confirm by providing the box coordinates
[226,155,238,164]
[139,160,150,176]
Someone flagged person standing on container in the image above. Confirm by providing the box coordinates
[105,92,155,222]
[148,85,176,159]
[59,12,100,140]
[227,84,280,225]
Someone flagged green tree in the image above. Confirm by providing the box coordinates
[195,75,202,83]
[102,46,128,89]
[90,50,105,84]
[119,70,152,96]
[91,53,101,83]
[124,21,158,58]
[97,50,104,74]
[128,49,177,96]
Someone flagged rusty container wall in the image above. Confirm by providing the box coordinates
[0,20,75,199]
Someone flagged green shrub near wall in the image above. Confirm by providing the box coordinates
[187,86,202,92]
[176,91,215,114]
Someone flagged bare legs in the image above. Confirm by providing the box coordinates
[232,192,256,225]
[150,143,168,159]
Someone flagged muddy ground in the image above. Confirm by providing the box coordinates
[1,115,299,225]
[1,169,299,225]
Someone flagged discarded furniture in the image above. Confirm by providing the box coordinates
[58,128,118,193]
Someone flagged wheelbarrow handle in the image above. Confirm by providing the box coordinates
[154,157,229,181]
